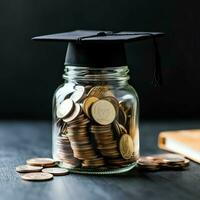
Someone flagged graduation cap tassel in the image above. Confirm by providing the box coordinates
[151,36,163,86]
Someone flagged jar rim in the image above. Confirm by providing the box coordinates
[63,65,130,82]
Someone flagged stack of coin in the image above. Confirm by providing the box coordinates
[56,135,81,168]
[107,157,136,167]
[67,113,105,167]
[138,153,190,171]
[67,114,93,159]
[117,105,128,127]
[90,125,120,159]
[82,157,105,168]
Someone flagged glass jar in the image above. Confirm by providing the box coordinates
[52,65,139,174]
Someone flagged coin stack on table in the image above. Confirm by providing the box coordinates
[55,84,138,169]
[137,153,190,171]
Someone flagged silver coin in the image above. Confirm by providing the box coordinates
[63,103,81,123]
[70,85,85,102]
[56,83,75,105]
[56,99,75,118]
[42,167,69,176]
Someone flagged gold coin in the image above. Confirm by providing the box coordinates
[91,99,116,125]
[119,134,134,159]
[83,96,99,117]
[108,157,136,165]
[63,103,81,123]
[129,116,136,139]
[118,106,127,126]
[87,86,108,98]
[119,123,128,135]
[149,153,185,164]
[26,158,55,167]
[42,163,57,168]
[82,162,105,167]
[16,165,43,173]
[56,99,74,118]
[103,90,115,97]
[70,85,85,102]
[83,157,104,164]
[42,167,69,176]
[21,172,53,181]
[68,118,90,127]
[103,96,119,113]
[113,120,121,136]
[119,101,132,115]
[137,157,160,171]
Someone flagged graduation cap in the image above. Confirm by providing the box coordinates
[33,30,165,86]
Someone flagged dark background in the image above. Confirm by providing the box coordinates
[0,0,199,120]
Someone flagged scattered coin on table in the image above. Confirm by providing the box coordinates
[137,153,190,171]
[21,172,53,181]
[16,165,43,173]
[16,152,191,182]
[26,158,55,167]
[42,167,69,176]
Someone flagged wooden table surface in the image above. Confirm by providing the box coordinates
[0,120,200,200]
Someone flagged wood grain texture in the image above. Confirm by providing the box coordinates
[0,120,200,200]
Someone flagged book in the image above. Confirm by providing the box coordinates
[158,129,200,163]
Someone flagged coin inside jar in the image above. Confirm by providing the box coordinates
[87,86,108,98]
[70,85,85,102]
[103,96,119,112]
[119,123,128,135]
[118,105,127,126]
[56,99,74,118]
[119,134,134,159]
[91,99,116,125]
[63,103,81,123]
[55,83,75,105]
[83,96,99,118]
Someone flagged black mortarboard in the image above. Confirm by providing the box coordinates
[33,30,165,85]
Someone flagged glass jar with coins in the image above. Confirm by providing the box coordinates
[33,30,163,174]
[52,65,139,174]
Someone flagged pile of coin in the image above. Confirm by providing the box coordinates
[67,114,105,168]
[137,153,190,171]
[16,157,69,181]
[55,84,138,169]
[90,125,120,159]
[56,135,80,168]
